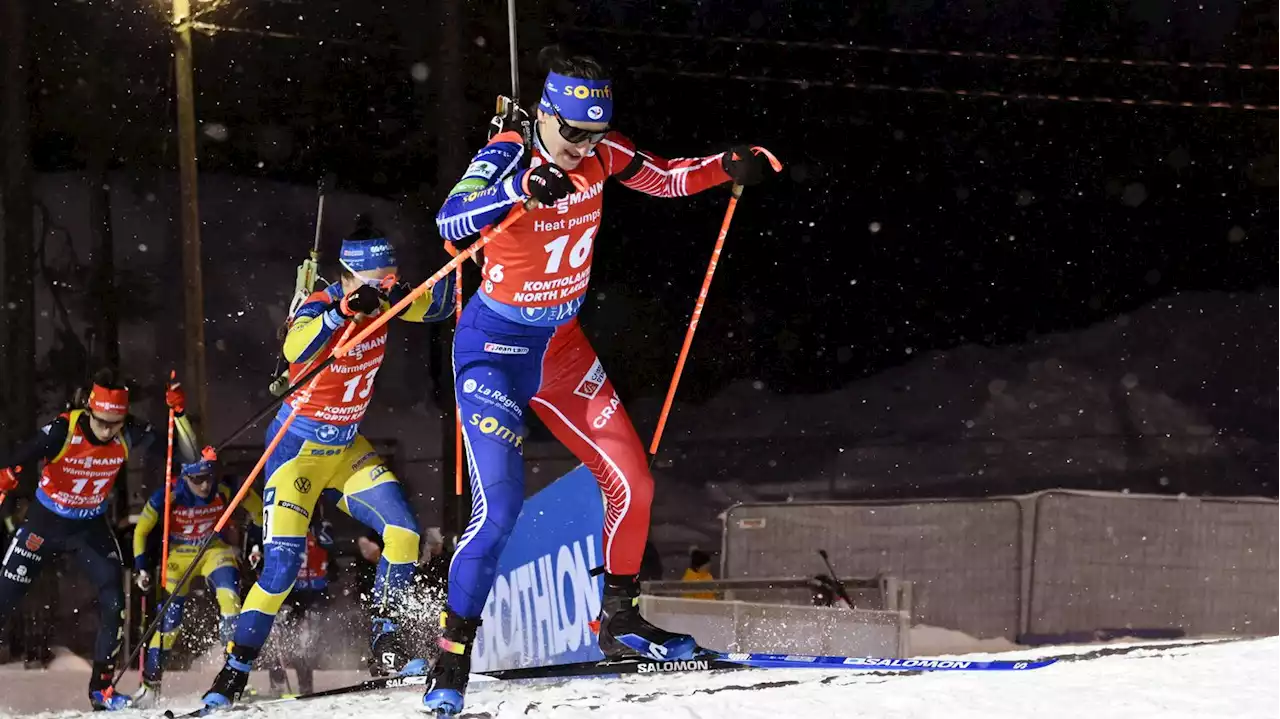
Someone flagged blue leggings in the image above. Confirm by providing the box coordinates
[448,298,656,619]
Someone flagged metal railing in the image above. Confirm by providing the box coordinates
[720,490,1278,640]
[641,574,914,615]
[638,595,911,657]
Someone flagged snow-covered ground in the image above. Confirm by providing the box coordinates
[3,637,1275,718]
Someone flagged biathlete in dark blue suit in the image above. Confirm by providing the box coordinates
[0,369,195,711]
[423,45,776,717]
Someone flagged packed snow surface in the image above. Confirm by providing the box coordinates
[3,637,1275,718]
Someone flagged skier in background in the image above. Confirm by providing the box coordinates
[130,456,263,707]
[425,44,777,716]
[0,369,194,710]
[201,216,457,709]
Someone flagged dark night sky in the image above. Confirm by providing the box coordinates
[22,0,1279,406]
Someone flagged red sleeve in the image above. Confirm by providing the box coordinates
[596,131,732,198]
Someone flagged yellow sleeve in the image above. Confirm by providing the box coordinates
[133,493,162,568]
[283,292,348,364]
[283,312,333,364]
[390,274,456,324]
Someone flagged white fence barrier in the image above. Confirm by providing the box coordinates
[721,490,1278,640]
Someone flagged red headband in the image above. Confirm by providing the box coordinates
[87,384,129,415]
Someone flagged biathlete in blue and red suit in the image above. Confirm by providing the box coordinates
[0,369,195,711]
[423,45,778,716]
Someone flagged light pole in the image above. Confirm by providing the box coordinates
[171,0,208,433]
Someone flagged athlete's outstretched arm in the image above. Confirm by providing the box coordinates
[435,131,528,241]
[132,487,165,570]
[0,417,69,469]
[597,131,734,199]
[389,271,456,323]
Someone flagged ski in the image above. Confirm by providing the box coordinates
[159,651,1054,716]
[477,651,1057,681]
[160,674,428,717]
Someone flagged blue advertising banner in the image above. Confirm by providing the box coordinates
[469,465,606,672]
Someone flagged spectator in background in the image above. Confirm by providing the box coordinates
[414,527,450,593]
[354,532,384,603]
[681,548,715,600]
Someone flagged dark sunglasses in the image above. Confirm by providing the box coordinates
[186,473,215,485]
[545,96,609,145]
[88,413,126,428]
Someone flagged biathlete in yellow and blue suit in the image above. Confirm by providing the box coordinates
[130,456,262,706]
[202,215,456,709]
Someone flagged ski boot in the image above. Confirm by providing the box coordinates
[130,677,162,709]
[595,573,698,661]
[201,646,256,710]
[370,616,428,677]
[88,687,134,712]
[88,661,134,711]
[422,610,481,718]
[267,665,294,698]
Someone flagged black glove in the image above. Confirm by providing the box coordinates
[721,145,777,186]
[522,164,576,205]
[339,284,383,317]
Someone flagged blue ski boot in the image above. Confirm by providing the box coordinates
[595,573,698,661]
[201,646,255,711]
[88,687,134,711]
[87,661,134,711]
[370,617,428,677]
[422,610,481,718]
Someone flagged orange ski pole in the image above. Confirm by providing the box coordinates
[212,321,356,534]
[114,324,352,687]
[334,174,587,359]
[160,371,177,588]
[334,205,528,359]
[648,149,781,458]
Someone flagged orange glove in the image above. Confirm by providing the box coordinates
[0,466,20,494]
[165,382,186,414]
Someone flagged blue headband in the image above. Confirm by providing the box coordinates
[340,238,397,274]
[539,71,613,124]
[181,458,215,478]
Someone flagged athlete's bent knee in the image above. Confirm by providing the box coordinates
[258,541,305,595]
[381,524,420,565]
[626,468,655,513]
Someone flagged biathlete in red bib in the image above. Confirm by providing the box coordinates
[424,46,776,716]
[0,369,195,711]
[201,215,457,710]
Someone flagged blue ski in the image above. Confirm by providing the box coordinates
[478,651,1056,681]
[711,651,1056,671]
